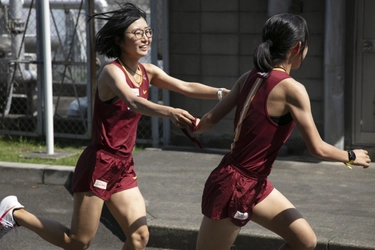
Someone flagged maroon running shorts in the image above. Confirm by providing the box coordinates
[72,145,138,200]
[201,161,274,227]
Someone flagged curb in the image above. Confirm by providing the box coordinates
[146,224,375,250]
[0,161,73,185]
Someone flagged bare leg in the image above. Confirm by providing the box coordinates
[252,188,317,250]
[105,187,148,250]
[196,216,241,250]
[14,192,104,250]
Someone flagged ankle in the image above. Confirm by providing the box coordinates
[12,208,24,226]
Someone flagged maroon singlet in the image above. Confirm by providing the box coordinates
[202,69,295,226]
[229,69,295,175]
[72,59,150,200]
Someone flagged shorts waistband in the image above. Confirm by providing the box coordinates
[225,153,268,180]
[93,144,131,160]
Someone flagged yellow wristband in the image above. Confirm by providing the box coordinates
[344,160,354,169]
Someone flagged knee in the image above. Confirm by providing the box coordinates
[287,231,317,250]
[69,242,91,250]
[298,233,317,250]
[129,227,149,248]
[68,236,92,250]
[304,236,317,250]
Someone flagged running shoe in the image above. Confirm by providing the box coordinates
[0,195,24,239]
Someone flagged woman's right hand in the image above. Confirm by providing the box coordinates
[169,108,195,128]
[352,149,371,168]
[193,115,215,134]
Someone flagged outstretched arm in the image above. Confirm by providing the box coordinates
[144,63,230,100]
[194,71,250,134]
[99,64,195,128]
[285,79,371,168]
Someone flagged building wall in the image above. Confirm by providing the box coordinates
[168,0,325,153]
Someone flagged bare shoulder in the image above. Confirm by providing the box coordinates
[102,63,122,74]
[142,63,171,85]
[277,78,310,110]
[142,63,158,74]
[97,64,126,99]
[141,63,162,79]
[279,78,308,98]
[99,63,123,81]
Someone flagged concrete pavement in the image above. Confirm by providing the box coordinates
[0,147,374,250]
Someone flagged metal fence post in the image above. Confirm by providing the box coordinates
[150,0,159,147]
[86,0,96,139]
[162,0,170,146]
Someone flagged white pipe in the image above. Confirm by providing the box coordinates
[41,0,54,155]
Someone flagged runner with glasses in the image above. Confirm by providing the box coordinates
[0,3,229,249]
[125,28,153,39]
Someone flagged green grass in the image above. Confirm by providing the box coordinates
[0,135,143,166]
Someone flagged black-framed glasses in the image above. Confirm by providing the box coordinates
[125,28,153,39]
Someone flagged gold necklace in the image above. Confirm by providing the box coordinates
[118,59,143,87]
[273,66,286,72]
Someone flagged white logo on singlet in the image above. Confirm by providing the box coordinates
[233,211,249,220]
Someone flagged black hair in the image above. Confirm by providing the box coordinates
[253,13,310,72]
[88,2,147,58]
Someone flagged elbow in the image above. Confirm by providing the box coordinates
[308,149,321,158]
[304,137,328,159]
[126,101,137,111]
[307,146,326,159]
[126,97,145,112]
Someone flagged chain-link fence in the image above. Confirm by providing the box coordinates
[0,0,168,146]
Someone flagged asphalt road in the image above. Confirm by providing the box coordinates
[0,182,175,250]
[1,148,374,250]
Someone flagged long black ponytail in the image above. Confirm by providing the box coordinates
[253,13,310,72]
